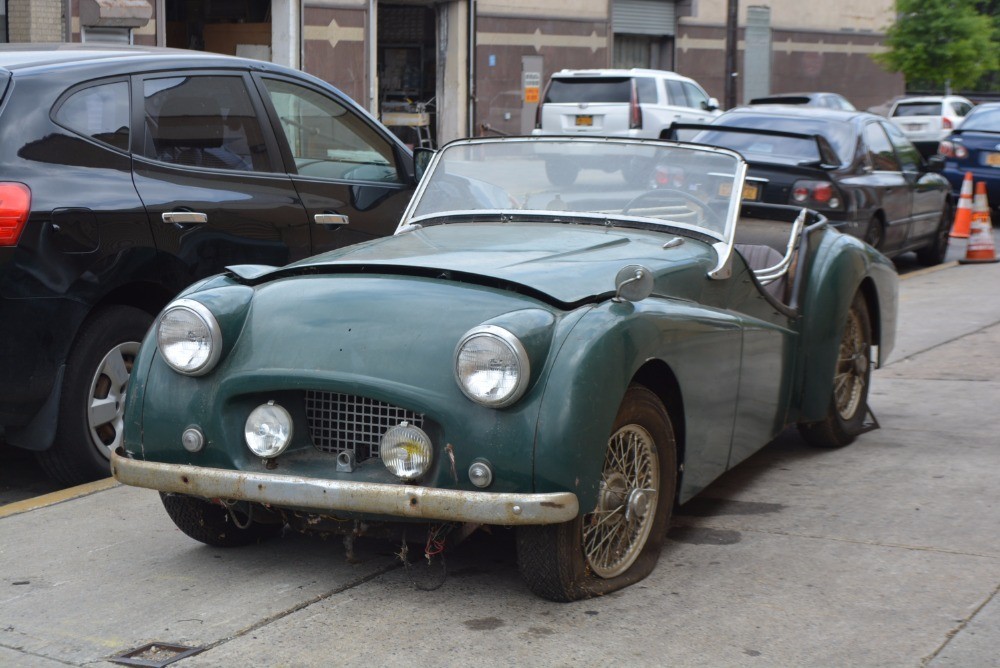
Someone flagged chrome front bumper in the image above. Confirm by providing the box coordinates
[111,449,579,526]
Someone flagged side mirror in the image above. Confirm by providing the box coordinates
[704,97,721,112]
[613,265,654,303]
[925,154,945,173]
[414,148,435,181]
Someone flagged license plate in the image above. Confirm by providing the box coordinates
[575,115,593,127]
[905,123,923,132]
[986,152,1000,167]
[719,182,761,200]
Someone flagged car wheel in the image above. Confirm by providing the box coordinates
[864,216,884,250]
[798,292,872,448]
[545,158,579,187]
[517,385,677,601]
[35,305,153,485]
[160,493,283,547]
[915,202,952,266]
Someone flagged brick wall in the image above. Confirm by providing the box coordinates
[7,0,65,42]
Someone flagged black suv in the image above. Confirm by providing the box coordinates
[0,45,416,484]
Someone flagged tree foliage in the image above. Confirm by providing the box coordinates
[876,0,999,91]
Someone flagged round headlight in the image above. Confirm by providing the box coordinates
[455,325,529,408]
[380,422,433,481]
[245,401,293,458]
[157,299,222,376]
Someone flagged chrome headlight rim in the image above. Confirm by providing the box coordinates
[156,298,223,377]
[454,324,530,408]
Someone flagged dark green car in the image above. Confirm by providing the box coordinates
[113,137,898,601]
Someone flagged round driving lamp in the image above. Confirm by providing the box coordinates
[157,299,222,376]
[245,401,293,458]
[380,422,433,481]
[454,325,529,408]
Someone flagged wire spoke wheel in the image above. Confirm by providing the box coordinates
[516,385,676,601]
[833,307,867,422]
[583,424,659,578]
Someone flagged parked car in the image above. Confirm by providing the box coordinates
[112,136,897,602]
[888,95,974,156]
[685,106,953,265]
[0,44,417,485]
[533,69,719,137]
[748,92,856,111]
[937,102,1000,210]
[531,68,720,185]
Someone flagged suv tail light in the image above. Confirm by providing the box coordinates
[0,183,30,246]
[790,179,843,210]
[629,80,642,130]
[942,117,953,130]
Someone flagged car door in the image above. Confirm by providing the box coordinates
[254,74,415,255]
[132,71,311,279]
[882,121,944,242]
[862,121,912,251]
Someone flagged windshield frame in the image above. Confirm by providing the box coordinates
[397,136,748,253]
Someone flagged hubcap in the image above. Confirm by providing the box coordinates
[583,423,659,579]
[88,341,140,460]
[834,309,868,421]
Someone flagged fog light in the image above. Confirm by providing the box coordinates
[245,401,292,458]
[468,459,494,488]
[380,422,432,481]
[181,427,204,453]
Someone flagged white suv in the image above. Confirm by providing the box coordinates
[533,68,721,139]
[888,95,974,154]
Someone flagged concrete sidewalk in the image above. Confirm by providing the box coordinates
[1,260,998,667]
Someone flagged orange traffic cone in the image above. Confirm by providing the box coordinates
[959,182,998,264]
[950,171,974,238]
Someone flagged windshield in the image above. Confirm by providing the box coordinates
[960,106,1000,132]
[403,137,745,240]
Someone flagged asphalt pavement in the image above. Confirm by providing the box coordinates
[1,247,999,667]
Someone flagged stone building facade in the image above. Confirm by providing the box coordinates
[3,0,905,145]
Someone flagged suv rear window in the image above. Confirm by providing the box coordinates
[55,81,130,151]
[544,77,632,104]
[892,102,942,117]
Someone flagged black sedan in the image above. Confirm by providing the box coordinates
[939,103,1000,212]
[684,106,952,264]
[0,44,416,485]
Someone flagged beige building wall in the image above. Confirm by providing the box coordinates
[683,0,895,32]
[7,0,65,42]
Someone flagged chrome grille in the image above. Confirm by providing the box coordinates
[304,391,425,461]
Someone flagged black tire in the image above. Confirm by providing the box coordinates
[798,292,873,448]
[160,493,283,547]
[915,202,952,266]
[545,158,579,187]
[864,216,884,251]
[517,385,677,601]
[36,305,154,485]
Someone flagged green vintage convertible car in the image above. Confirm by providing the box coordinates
[113,137,897,601]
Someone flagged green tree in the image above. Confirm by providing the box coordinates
[876,0,999,92]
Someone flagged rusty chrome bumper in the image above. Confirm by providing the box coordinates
[111,449,578,526]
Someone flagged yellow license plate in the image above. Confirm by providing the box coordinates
[575,115,593,127]
[719,182,760,200]
[986,152,1000,167]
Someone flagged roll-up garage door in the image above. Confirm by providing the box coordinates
[613,0,676,36]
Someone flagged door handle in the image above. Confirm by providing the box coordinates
[162,211,208,225]
[314,213,350,227]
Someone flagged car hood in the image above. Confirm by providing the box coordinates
[248,222,716,306]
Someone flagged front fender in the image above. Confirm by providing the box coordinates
[533,298,743,511]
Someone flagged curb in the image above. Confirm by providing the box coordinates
[0,477,118,520]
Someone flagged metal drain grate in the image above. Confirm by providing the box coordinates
[109,642,204,667]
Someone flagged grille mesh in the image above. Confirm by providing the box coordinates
[304,391,425,461]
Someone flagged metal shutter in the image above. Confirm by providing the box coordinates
[613,0,676,36]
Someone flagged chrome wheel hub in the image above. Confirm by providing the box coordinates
[88,341,140,461]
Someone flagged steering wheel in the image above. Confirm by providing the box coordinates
[622,188,719,228]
